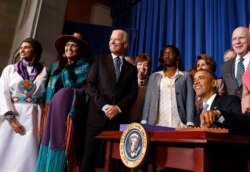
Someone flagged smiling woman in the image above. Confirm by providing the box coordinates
[36,33,91,172]
[0,38,48,172]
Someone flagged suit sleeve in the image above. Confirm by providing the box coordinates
[220,110,250,135]
[86,57,104,109]
[141,74,154,122]
[218,96,250,135]
[185,72,195,124]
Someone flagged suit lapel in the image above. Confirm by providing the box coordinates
[232,58,244,89]
[104,56,131,84]
[104,55,116,83]
[119,59,128,76]
[116,57,131,84]
[231,59,238,86]
[211,95,221,110]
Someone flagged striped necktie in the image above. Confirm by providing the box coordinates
[236,58,245,87]
[114,56,121,81]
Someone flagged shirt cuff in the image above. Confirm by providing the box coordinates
[102,104,109,112]
[186,122,194,126]
[217,116,225,123]
[116,105,122,113]
[141,120,147,124]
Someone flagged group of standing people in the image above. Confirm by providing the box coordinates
[0,29,138,172]
[0,32,91,172]
[0,25,250,172]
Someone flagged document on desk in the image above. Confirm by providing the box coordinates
[176,127,229,133]
[120,124,175,132]
[120,124,228,133]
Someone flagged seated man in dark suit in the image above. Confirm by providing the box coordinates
[193,69,250,135]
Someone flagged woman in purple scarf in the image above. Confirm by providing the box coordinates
[0,38,48,172]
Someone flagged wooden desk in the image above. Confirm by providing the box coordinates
[97,131,250,172]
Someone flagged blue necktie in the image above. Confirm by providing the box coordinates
[114,56,121,81]
[236,58,245,87]
[202,103,209,112]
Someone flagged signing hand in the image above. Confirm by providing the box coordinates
[200,110,221,128]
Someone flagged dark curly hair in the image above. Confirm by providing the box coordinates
[158,45,184,71]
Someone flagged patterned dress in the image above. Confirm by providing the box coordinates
[36,58,89,172]
[0,64,48,172]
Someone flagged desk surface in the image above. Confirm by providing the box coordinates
[97,130,250,172]
[97,130,250,145]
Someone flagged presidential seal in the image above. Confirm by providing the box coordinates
[119,123,149,168]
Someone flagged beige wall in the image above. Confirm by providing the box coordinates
[9,0,68,69]
[9,0,43,64]
[90,2,112,26]
[0,0,22,72]
[0,0,111,73]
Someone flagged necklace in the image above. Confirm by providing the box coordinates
[166,77,175,88]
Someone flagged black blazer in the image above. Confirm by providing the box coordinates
[220,112,250,135]
[86,54,138,129]
[195,95,241,127]
[216,95,250,135]
[196,95,250,135]
[211,95,241,114]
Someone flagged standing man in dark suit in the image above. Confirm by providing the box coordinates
[81,29,138,172]
[222,27,250,98]
[194,69,250,135]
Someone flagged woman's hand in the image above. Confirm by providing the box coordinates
[8,118,26,135]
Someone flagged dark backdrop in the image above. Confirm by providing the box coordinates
[64,0,250,77]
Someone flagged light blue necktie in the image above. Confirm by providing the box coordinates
[236,58,245,87]
[114,56,121,81]
[202,103,209,112]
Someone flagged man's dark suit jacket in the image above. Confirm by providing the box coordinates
[196,95,250,135]
[195,95,241,126]
[222,58,242,98]
[86,54,138,129]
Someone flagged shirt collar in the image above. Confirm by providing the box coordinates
[236,51,250,63]
[160,70,184,77]
[111,53,123,60]
[203,93,217,110]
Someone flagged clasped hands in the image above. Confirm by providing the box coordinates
[102,104,120,120]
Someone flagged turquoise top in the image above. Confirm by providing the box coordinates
[45,58,89,103]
